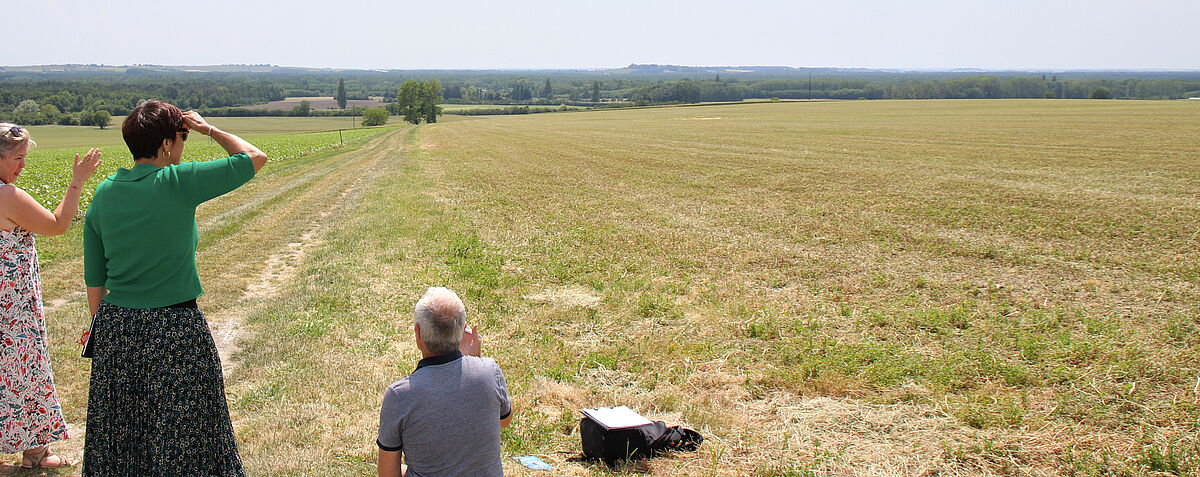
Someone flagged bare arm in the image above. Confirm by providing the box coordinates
[2,149,101,236]
[458,326,511,427]
[87,287,106,317]
[182,112,268,173]
[377,450,404,477]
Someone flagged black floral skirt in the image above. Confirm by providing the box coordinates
[83,302,244,477]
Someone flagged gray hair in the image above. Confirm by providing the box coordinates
[0,123,36,158]
[413,287,466,355]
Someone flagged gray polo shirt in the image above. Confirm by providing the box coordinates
[378,351,512,477]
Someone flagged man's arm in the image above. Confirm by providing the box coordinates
[495,362,513,429]
[377,450,404,477]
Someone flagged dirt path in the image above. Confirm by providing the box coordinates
[201,130,398,370]
[206,153,378,369]
[11,127,410,472]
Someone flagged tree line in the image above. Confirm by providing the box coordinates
[2,70,1198,124]
[0,77,287,124]
[626,76,1200,103]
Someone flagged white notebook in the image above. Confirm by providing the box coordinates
[580,406,654,430]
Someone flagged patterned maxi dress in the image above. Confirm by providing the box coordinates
[0,225,69,453]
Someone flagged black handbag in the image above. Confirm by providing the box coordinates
[80,312,96,359]
[580,417,703,463]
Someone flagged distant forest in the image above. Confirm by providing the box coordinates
[2,65,1198,125]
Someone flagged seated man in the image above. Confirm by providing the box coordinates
[377,287,513,477]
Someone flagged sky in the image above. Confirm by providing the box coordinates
[10,0,1200,70]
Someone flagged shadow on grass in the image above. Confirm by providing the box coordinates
[0,462,78,477]
[564,454,652,474]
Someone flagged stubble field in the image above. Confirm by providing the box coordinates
[382,100,1200,475]
[6,99,1199,476]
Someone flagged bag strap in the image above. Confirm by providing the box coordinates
[647,423,703,452]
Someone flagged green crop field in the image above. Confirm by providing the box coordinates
[24,116,380,149]
[6,100,1199,476]
[17,119,398,210]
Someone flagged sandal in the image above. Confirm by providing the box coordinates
[20,446,77,469]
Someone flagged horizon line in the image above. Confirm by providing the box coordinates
[4,63,1200,73]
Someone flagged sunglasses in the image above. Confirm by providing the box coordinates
[3,126,24,140]
[178,129,189,141]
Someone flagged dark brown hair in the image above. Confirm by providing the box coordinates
[122,100,183,160]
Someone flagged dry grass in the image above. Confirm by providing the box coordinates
[5,100,1199,476]
[396,100,1200,475]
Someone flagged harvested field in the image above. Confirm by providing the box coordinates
[8,100,1200,476]
[391,99,1200,475]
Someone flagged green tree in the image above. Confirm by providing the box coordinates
[421,79,443,124]
[292,100,311,116]
[77,109,94,126]
[677,81,700,103]
[361,107,388,126]
[1090,87,1111,99]
[13,99,39,124]
[38,104,62,125]
[336,78,347,109]
[591,81,600,102]
[93,110,112,129]
[1044,91,1056,99]
[542,78,552,99]
[397,79,443,125]
[398,81,423,124]
[508,80,532,101]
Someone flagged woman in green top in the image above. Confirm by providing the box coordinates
[81,100,267,476]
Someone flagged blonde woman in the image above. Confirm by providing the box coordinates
[0,122,102,469]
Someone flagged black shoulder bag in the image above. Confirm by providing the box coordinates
[80,312,97,358]
[580,417,703,463]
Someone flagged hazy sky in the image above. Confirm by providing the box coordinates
[10,0,1199,70]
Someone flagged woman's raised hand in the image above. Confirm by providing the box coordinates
[184,110,268,172]
[181,111,214,136]
[72,148,102,186]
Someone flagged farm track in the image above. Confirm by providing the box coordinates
[21,126,410,473]
[199,130,397,369]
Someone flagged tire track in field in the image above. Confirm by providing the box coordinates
[209,163,374,369]
[192,132,396,316]
[202,130,405,370]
